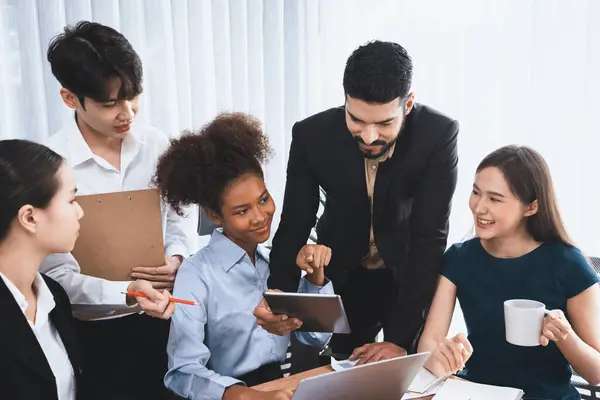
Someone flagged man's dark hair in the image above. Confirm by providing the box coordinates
[47,21,143,106]
[343,40,412,104]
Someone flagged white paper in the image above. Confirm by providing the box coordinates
[330,356,359,371]
[434,378,524,400]
[407,368,446,393]
[402,378,445,399]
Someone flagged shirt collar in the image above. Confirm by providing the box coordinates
[0,272,56,321]
[64,114,146,168]
[208,229,269,272]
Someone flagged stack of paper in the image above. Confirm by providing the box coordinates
[434,378,524,400]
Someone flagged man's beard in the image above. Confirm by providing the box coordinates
[353,118,405,159]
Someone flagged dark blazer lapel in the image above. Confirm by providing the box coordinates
[372,108,415,225]
[334,112,369,205]
[0,278,55,383]
[45,276,82,377]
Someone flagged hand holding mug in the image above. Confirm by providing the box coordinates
[540,309,571,346]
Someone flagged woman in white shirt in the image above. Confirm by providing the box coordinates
[0,140,166,400]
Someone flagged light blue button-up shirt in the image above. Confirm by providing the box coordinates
[164,229,333,400]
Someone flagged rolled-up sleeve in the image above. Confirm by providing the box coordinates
[39,252,131,317]
[164,261,241,400]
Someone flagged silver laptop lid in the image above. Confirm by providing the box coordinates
[292,352,430,400]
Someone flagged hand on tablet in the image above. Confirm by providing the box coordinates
[349,342,407,366]
[253,291,303,336]
[297,244,331,286]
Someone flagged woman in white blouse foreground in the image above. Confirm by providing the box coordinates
[0,140,169,400]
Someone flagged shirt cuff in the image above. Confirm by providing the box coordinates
[299,277,334,294]
[165,243,189,259]
[102,280,133,307]
[190,376,243,400]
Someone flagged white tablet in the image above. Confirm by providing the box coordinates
[263,292,351,334]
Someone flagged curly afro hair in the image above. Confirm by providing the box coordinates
[154,112,272,216]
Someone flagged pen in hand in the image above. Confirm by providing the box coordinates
[121,291,198,306]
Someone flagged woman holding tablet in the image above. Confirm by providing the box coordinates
[158,113,334,400]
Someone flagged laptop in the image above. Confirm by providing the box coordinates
[292,352,430,400]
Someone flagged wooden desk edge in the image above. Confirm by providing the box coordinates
[252,366,333,392]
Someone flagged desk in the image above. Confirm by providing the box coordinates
[252,366,435,399]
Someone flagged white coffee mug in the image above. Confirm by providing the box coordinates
[504,299,551,347]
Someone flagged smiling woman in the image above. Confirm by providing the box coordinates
[155,112,335,400]
[418,145,600,399]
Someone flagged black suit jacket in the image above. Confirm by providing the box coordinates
[269,104,458,350]
[0,274,85,400]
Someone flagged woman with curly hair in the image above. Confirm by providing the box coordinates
[157,113,334,400]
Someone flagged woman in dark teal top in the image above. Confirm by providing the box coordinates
[418,146,600,400]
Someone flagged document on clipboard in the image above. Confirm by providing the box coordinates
[71,188,165,282]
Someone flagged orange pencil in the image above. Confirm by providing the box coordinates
[121,291,198,306]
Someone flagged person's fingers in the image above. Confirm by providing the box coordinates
[149,281,174,290]
[439,343,460,372]
[319,249,328,268]
[297,257,314,274]
[135,282,164,302]
[542,325,558,342]
[324,247,332,266]
[162,298,175,319]
[303,246,315,263]
[355,349,378,366]
[130,272,172,281]
[433,349,452,375]
[137,296,160,313]
[306,248,324,269]
[156,264,177,274]
[156,289,171,311]
[540,334,549,347]
[372,353,386,363]
[269,319,299,335]
[253,303,284,322]
[454,333,474,355]
[547,310,563,320]
[131,266,168,275]
[448,341,464,370]
[349,344,369,361]
[545,322,565,340]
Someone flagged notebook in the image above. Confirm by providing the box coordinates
[434,378,524,400]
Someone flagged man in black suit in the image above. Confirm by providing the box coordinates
[264,41,459,362]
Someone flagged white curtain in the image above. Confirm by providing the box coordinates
[0,0,321,251]
[316,0,600,255]
[1,0,599,255]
